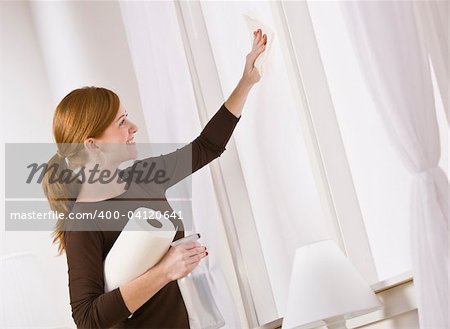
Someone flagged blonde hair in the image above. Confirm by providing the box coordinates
[42,86,120,255]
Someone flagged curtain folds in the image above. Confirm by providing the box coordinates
[339,2,449,328]
[413,0,449,124]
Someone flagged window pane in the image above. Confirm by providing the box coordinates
[201,1,330,315]
[307,1,448,280]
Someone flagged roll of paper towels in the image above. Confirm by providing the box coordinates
[104,207,177,293]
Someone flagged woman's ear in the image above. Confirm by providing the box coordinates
[84,138,100,155]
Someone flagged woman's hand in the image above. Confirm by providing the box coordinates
[156,241,208,282]
[241,29,267,86]
[224,29,267,117]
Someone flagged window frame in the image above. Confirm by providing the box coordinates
[174,1,277,327]
[175,0,381,327]
[274,0,379,283]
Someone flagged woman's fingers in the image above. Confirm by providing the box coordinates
[185,250,208,265]
[161,241,209,280]
[256,43,266,56]
[253,30,261,48]
[253,29,267,48]
[186,259,201,272]
[183,246,207,259]
[176,242,207,257]
[178,241,200,251]
[252,30,260,47]
[251,30,267,61]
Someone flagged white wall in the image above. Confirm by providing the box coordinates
[1,1,148,327]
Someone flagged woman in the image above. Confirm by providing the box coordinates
[42,29,267,328]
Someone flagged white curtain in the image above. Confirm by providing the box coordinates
[339,2,449,328]
[118,2,243,328]
[413,0,449,124]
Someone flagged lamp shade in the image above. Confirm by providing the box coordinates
[282,240,382,329]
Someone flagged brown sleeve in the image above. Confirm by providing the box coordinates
[122,103,241,193]
[65,230,132,328]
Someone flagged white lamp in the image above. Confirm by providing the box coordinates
[282,240,382,329]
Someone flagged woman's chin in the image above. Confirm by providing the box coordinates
[126,144,139,159]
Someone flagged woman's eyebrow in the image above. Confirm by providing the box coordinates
[116,111,128,122]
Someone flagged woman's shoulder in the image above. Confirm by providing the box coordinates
[65,203,106,236]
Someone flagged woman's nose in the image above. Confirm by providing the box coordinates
[130,121,138,134]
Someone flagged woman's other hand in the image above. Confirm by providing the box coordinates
[157,241,208,282]
[242,29,267,86]
[119,241,207,314]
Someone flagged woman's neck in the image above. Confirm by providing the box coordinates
[75,162,127,202]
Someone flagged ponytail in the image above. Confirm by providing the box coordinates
[42,152,82,256]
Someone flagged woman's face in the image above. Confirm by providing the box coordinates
[94,103,139,165]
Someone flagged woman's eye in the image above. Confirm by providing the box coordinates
[119,113,128,126]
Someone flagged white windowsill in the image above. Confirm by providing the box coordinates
[371,270,413,293]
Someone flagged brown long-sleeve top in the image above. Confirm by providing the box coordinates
[64,103,240,329]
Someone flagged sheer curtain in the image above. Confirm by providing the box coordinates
[413,0,448,124]
[340,2,448,328]
[118,2,244,328]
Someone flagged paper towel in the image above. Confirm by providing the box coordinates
[104,207,177,293]
[243,11,275,76]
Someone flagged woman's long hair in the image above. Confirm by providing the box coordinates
[42,86,120,255]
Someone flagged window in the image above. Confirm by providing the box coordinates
[120,1,443,326]
[307,0,449,280]
[200,0,330,320]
